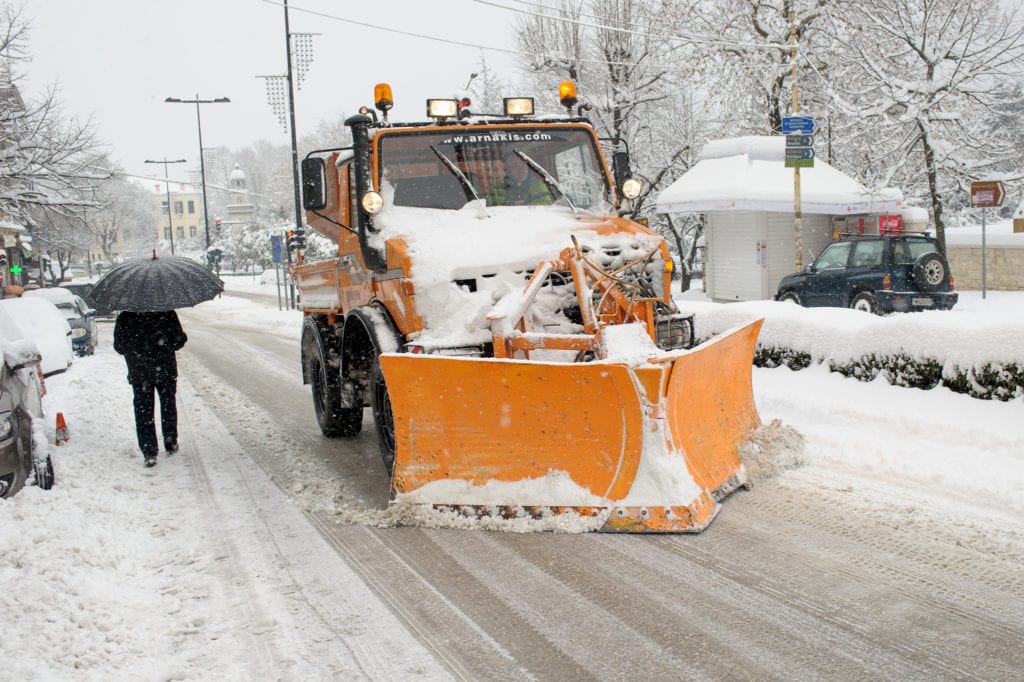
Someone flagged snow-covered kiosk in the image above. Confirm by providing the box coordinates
[656,136,904,302]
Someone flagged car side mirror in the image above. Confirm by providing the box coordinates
[612,150,630,192]
[85,308,96,317]
[804,264,815,273]
[301,157,327,211]
[7,352,42,372]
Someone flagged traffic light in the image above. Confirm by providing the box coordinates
[286,229,305,252]
[0,252,7,268]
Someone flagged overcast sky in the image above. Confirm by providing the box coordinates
[22,0,521,184]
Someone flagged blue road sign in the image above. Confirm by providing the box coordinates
[270,234,284,264]
[785,134,814,147]
[782,116,815,134]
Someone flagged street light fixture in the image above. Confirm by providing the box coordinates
[144,158,187,254]
[164,95,230,252]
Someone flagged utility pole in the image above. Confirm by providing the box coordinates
[260,2,315,272]
[284,0,304,269]
[790,7,804,271]
[258,2,316,307]
[165,95,231,254]
[144,158,187,254]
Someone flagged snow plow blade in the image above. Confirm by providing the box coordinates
[381,320,763,532]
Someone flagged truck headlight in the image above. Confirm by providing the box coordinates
[71,328,87,338]
[622,178,642,200]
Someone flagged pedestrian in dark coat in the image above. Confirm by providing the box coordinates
[113,310,187,467]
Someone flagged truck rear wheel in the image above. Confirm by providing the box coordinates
[371,359,396,473]
[311,352,362,437]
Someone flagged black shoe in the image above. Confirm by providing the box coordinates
[165,441,178,454]
[144,455,158,468]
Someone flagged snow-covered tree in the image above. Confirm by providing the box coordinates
[0,2,110,225]
[515,0,699,217]
[827,0,1024,247]
[690,0,844,134]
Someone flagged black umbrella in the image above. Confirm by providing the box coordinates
[91,253,224,313]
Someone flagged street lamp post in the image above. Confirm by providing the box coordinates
[144,158,187,254]
[165,95,230,252]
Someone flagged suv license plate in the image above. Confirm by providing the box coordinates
[912,297,934,307]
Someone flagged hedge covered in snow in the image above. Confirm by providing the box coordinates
[677,298,1024,402]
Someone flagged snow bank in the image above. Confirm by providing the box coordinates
[678,297,1024,370]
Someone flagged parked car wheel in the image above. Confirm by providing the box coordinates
[912,253,948,292]
[778,291,801,305]
[850,291,879,314]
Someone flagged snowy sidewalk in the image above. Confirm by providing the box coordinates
[0,328,448,680]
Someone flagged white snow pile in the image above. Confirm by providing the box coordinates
[369,200,662,350]
[738,419,806,487]
[679,297,1024,370]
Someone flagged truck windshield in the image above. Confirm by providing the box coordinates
[378,127,611,211]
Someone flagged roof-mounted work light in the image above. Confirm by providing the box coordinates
[427,99,459,120]
[503,97,534,117]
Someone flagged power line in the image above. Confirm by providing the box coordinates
[254,0,701,73]
[472,0,789,51]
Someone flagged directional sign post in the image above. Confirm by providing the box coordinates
[784,128,815,169]
[970,180,1006,300]
[970,180,1005,208]
[782,116,815,135]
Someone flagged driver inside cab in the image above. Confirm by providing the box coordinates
[489,152,552,206]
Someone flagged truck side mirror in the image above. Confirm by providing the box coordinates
[301,157,326,211]
[612,151,631,192]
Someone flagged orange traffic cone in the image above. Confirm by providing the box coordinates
[55,412,70,446]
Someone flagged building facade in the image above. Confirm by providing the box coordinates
[151,180,204,249]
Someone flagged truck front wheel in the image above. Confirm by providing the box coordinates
[311,352,362,437]
[371,359,396,474]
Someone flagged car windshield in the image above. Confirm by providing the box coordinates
[814,242,852,270]
[377,127,611,211]
[55,303,79,321]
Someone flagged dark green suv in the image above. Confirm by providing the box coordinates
[775,234,958,314]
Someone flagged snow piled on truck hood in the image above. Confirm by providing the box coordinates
[371,201,660,346]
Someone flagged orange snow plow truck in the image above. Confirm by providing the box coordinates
[294,82,763,532]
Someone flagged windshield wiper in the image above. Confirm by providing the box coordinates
[511,149,579,215]
[430,145,491,216]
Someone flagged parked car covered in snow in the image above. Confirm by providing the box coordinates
[60,281,114,318]
[0,298,74,376]
[24,287,97,355]
[0,309,54,497]
[775,234,958,314]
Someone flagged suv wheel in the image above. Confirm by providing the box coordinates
[913,253,949,292]
[779,291,801,305]
[850,292,878,314]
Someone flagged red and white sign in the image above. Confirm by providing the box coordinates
[879,214,903,235]
[970,181,1006,208]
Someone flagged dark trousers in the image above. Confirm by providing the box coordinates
[131,380,178,456]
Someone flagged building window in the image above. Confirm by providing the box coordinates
[164,226,171,240]
[188,200,195,214]
[161,201,169,215]
[176,226,185,239]
[174,201,184,215]
[189,225,197,237]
